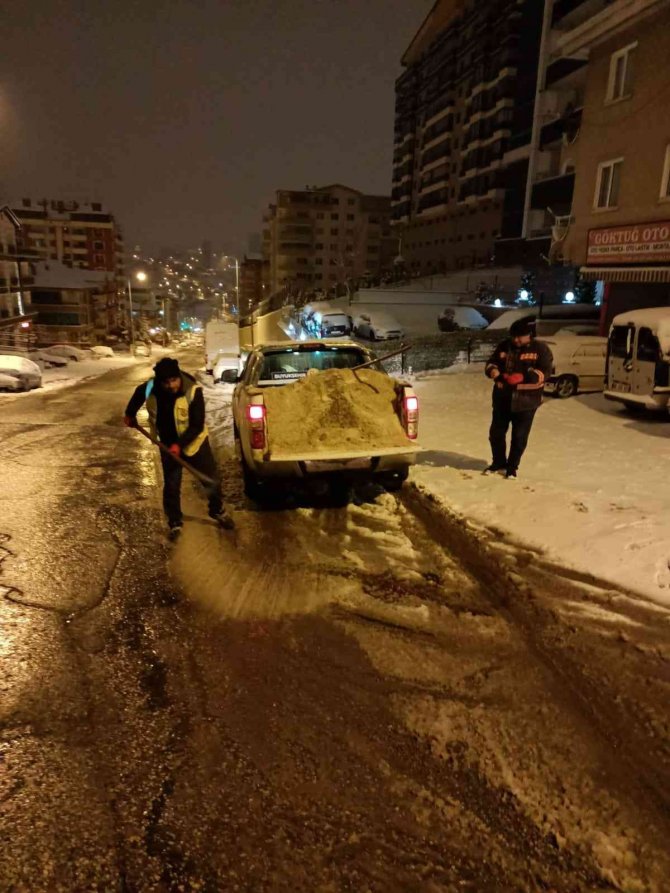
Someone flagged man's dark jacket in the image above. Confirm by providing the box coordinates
[124,371,205,448]
[485,338,553,412]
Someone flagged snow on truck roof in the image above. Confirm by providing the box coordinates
[611,307,670,354]
[254,339,362,352]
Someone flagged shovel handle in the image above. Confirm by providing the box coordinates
[132,423,216,486]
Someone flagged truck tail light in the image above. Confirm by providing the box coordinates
[403,392,419,440]
[246,402,266,450]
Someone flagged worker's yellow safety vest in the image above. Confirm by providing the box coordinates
[145,376,207,457]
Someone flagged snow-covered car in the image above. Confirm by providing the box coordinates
[133,342,152,357]
[90,345,115,359]
[354,312,404,341]
[0,355,42,390]
[543,335,607,398]
[0,372,22,392]
[213,351,241,384]
[231,340,419,501]
[438,306,489,331]
[30,350,69,368]
[46,344,90,361]
[301,303,352,339]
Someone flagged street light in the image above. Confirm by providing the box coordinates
[127,270,147,352]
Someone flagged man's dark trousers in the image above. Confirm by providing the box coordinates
[489,399,537,474]
[159,439,223,526]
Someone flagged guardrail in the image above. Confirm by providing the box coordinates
[369,330,501,376]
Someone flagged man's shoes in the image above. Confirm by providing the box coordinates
[210,509,235,530]
[505,470,518,480]
[483,464,506,475]
[168,521,183,540]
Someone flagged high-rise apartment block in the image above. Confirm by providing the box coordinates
[8,198,125,288]
[392,0,544,275]
[262,184,395,296]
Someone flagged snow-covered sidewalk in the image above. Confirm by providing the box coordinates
[413,365,670,607]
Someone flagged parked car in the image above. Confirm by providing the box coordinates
[301,303,352,339]
[0,372,22,392]
[0,355,42,390]
[543,335,607,398]
[47,344,90,361]
[438,306,489,331]
[354,312,404,341]
[30,350,69,368]
[90,345,115,359]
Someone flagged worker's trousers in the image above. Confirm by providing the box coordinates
[489,402,537,474]
[160,439,223,526]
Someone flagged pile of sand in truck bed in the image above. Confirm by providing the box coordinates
[263,367,413,457]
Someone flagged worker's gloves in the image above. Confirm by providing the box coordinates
[168,444,181,458]
[503,373,524,386]
[123,415,137,428]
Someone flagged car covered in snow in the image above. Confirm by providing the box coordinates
[0,371,22,392]
[438,306,489,331]
[90,345,115,359]
[229,340,419,501]
[542,335,607,398]
[353,312,404,341]
[0,355,42,390]
[46,344,90,361]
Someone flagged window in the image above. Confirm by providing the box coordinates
[348,198,355,205]
[609,325,633,359]
[331,228,339,235]
[347,214,355,221]
[94,240,104,250]
[315,258,323,265]
[607,43,636,102]
[331,213,339,220]
[660,145,670,200]
[637,327,660,363]
[315,242,324,249]
[316,212,324,219]
[594,158,622,209]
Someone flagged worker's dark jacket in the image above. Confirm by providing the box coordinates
[485,338,554,412]
[125,371,207,454]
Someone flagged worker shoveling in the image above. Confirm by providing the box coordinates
[124,357,235,539]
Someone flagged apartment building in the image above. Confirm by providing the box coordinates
[534,0,670,325]
[262,184,394,296]
[239,253,268,315]
[0,207,34,334]
[391,0,544,274]
[8,198,125,289]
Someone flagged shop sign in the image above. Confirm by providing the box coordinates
[587,221,670,263]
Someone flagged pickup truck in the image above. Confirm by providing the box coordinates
[225,340,419,501]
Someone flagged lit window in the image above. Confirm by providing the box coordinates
[594,158,623,210]
[607,43,636,102]
[660,145,670,200]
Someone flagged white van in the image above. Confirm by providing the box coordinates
[605,307,670,410]
[543,334,607,398]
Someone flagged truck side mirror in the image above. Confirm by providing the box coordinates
[219,369,239,384]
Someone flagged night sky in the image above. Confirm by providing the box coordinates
[1,0,431,254]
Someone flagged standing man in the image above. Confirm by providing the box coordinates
[484,318,553,479]
[124,357,234,535]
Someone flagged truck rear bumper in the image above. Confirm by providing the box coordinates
[249,451,417,480]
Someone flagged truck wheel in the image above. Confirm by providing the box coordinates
[554,375,577,399]
[383,469,409,492]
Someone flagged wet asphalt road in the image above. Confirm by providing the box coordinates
[1,351,670,892]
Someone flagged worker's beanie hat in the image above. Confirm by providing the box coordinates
[154,357,181,380]
[509,317,535,337]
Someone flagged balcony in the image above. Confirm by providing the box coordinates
[552,0,603,28]
[539,106,583,149]
[530,171,575,212]
[545,56,587,88]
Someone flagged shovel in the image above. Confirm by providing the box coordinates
[132,422,216,486]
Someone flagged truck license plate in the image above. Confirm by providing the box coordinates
[304,457,372,472]
[612,380,631,393]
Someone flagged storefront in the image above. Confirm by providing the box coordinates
[580,221,670,332]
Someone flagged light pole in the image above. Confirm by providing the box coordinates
[127,270,147,352]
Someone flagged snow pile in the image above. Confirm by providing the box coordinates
[264,368,413,458]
